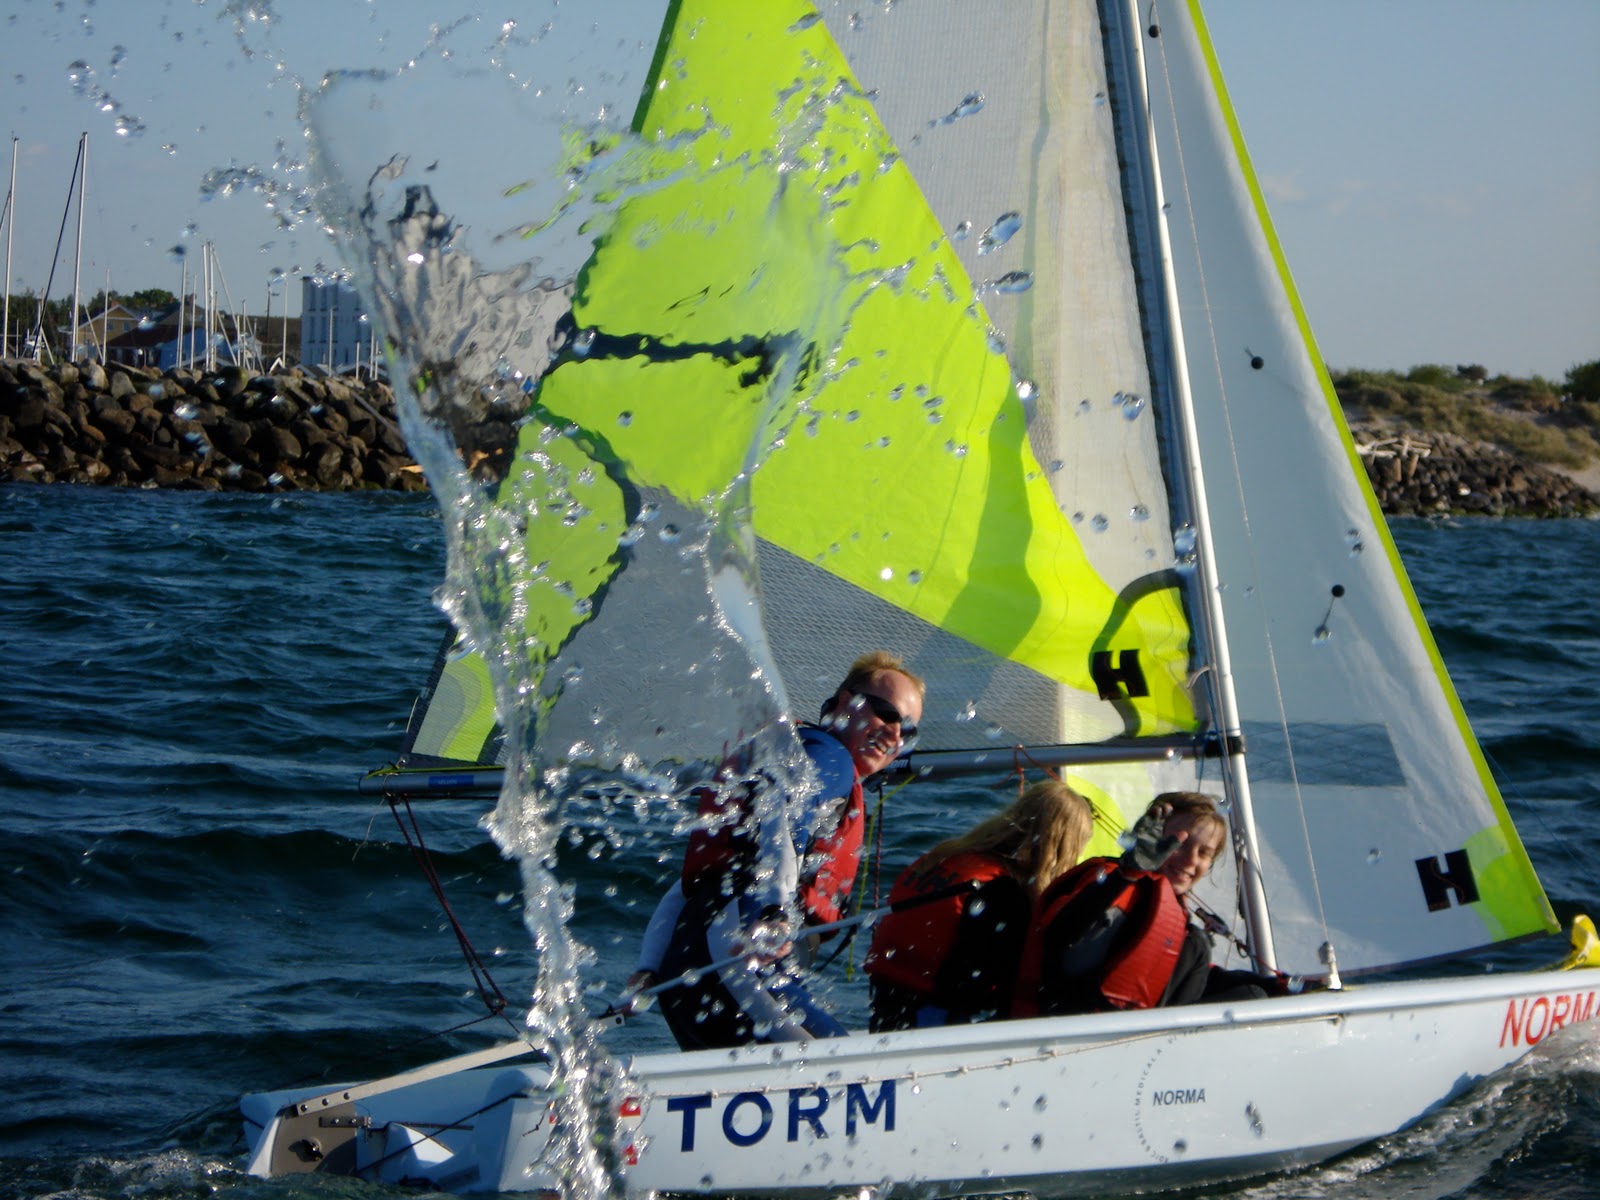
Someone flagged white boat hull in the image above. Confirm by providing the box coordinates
[241,967,1600,1195]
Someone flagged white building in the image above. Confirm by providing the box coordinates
[299,276,377,373]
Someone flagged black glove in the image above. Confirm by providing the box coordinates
[1122,803,1178,872]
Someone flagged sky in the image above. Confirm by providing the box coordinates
[1,0,1595,379]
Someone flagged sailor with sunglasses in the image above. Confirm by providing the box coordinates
[627,651,925,1050]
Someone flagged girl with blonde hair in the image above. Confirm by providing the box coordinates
[865,778,1094,1031]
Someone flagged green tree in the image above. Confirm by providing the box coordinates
[125,287,176,313]
[1564,359,1600,405]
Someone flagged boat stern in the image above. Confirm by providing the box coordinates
[241,1064,560,1192]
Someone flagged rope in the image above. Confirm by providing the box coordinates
[386,793,511,1018]
[840,773,917,979]
[1006,745,1128,842]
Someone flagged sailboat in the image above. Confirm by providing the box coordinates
[241,0,1599,1193]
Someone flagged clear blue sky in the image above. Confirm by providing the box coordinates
[2,0,1595,378]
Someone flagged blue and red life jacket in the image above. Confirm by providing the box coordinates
[680,725,864,926]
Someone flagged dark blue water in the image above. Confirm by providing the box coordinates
[1,486,1596,1200]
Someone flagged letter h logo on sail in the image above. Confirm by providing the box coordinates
[1091,650,1148,701]
[1415,849,1479,912]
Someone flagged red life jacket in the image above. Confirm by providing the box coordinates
[864,851,1012,994]
[679,753,865,927]
[1012,857,1190,1016]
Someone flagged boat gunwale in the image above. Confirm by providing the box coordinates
[616,964,1600,1084]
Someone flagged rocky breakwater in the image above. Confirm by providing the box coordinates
[0,359,427,492]
[1355,429,1600,518]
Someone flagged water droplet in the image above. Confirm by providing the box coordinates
[1033,1095,1048,1112]
[1130,504,1150,522]
[658,524,681,544]
[934,92,985,126]
[1071,511,1085,524]
[992,270,1033,294]
[907,570,923,585]
[1031,1133,1044,1151]
[617,411,633,427]
[788,12,822,32]
[1015,379,1037,401]
[173,401,197,420]
[1091,513,1109,532]
[1246,1102,1264,1137]
[66,60,93,95]
[1367,848,1382,865]
[983,722,1004,741]
[986,328,1006,355]
[951,220,972,241]
[572,328,596,357]
[1048,459,1064,473]
[1117,391,1147,420]
[956,700,978,724]
[978,211,1022,255]
[1173,1138,1189,1154]
[1312,625,1331,644]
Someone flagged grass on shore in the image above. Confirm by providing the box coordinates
[1332,365,1600,470]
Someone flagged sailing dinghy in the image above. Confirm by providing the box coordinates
[242,0,1599,1193]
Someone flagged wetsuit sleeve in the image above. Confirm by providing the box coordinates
[793,727,858,844]
[748,770,803,914]
[635,881,688,974]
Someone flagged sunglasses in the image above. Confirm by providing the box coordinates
[851,690,919,743]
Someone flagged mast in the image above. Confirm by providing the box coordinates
[4,137,15,359]
[1110,0,1277,969]
[205,243,216,371]
[70,133,86,362]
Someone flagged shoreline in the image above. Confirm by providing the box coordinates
[3,359,1596,516]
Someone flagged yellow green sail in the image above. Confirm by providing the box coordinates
[407,0,1195,765]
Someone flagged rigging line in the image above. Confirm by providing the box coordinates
[28,134,86,353]
[387,793,511,1016]
[843,773,916,979]
[1145,15,1335,952]
[1007,746,1128,839]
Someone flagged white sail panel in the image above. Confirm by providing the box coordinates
[805,0,1187,750]
[1141,0,1554,974]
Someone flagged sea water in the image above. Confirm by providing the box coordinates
[0,485,1596,1199]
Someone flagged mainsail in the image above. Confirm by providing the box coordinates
[397,0,1553,977]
